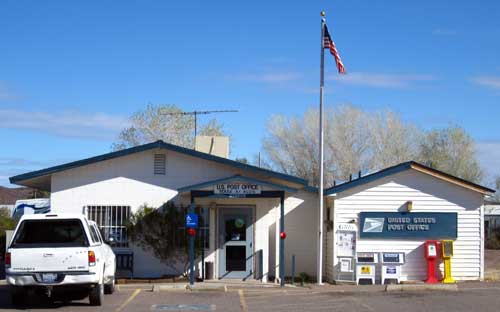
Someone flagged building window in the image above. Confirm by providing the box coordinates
[85,205,131,248]
[89,224,102,244]
[154,153,166,175]
[176,206,210,249]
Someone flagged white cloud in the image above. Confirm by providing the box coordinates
[471,76,500,90]
[0,157,74,187]
[0,109,129,140]
[226,72,301,83]
[330,72,436,88]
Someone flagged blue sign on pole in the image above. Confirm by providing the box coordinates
[186,213,199,229]
[359,212,457,239]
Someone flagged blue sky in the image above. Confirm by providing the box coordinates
[1,0,500,187]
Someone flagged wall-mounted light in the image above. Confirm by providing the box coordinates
[406,201,413,212]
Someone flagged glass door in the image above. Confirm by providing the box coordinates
[218,208,253,279]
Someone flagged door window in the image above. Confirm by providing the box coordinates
[225,217,246,242]
[226,246,246,271]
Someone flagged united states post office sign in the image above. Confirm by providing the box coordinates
[359,212,457,239]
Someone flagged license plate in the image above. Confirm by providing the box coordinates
[42,273,58,283]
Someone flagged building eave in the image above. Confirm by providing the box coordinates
[9,140,309,188]
[324,161,495,196]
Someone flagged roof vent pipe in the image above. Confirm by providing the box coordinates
[349,174,352,182]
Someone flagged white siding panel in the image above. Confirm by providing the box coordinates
[50,149,318,279]
[329,169,484,282]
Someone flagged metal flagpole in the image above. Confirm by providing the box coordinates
[317,11,326,286]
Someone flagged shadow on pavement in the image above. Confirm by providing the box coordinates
[0,285,92,309]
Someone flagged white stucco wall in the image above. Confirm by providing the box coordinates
[49,148,318,279]
[327,169,484,282]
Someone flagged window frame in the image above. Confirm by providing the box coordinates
[85,205,131,248]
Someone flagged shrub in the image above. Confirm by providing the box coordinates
[0,207,16,257]
[298,272,310,286]
[127,202,205,276]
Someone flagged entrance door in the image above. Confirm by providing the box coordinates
[218,208,253,279]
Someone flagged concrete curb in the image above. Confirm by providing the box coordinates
[154,284,190,292]
[485,270,500,281]
[386,284,458,292]
[116,283,230,292]
[186,284,227,292]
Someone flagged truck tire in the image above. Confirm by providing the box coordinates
[10,287,25,306]
[89,282,104,306]
[104,277,115,294]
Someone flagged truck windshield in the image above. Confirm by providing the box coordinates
[11,219,89,248]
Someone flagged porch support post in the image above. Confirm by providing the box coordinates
[189,194,195,286]
[279,193,285,287]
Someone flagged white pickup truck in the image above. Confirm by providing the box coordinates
[5,214,116,306]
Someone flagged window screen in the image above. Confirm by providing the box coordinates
[85,205,131,247]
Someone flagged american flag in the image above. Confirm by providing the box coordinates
[323,25,346,74]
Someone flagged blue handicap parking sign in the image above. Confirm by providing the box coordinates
[186,213,198,229]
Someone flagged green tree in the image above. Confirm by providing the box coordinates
[0,207,16,257]
[112,104,228,151]
[262,105,422,186]
[127,202,204,276]
[419,126,483,183]
[262,104,483,186]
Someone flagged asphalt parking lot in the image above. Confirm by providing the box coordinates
[1,283,500,311]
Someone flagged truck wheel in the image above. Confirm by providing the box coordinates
[89,282,104,306]
[10,287,25,306]
[104,277,115,294]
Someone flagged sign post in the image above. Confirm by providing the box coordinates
[186,210,198,286]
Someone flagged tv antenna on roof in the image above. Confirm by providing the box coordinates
[160,109,238,146]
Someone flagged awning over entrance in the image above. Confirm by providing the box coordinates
[177,174,298,196]
[178,174,291,287]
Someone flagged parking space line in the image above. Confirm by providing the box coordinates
[239,289,248,312]
[116,288,141,312]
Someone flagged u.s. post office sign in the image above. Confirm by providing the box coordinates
[214,183,262,195]
[359,212,457,239]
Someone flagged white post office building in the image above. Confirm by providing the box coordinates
[10,140,494,283]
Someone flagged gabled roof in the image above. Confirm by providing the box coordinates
[9,140,308,189]
[325,161,495,196]
[177,174,299,194]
